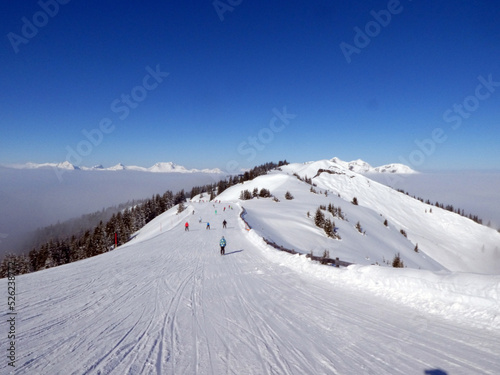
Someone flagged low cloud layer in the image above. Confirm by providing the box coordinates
[0,167,223,256]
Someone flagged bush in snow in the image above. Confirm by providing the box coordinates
[392,253,404,268]
[356,221,363,233]
[384,219,388,227]
[285,191,294,200]
[259,188,271,198]
[414,243,419,253]
[400,229,407,238]
[352,197,359,205]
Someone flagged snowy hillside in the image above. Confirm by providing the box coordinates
[3,199,499,374]
[217,159,500,274]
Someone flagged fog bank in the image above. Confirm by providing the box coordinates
[367,171,500,229]
[0,167,224,256]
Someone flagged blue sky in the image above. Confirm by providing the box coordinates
[1,0,499,171]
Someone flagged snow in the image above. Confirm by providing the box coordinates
[330,157,418,174]
[3,189,499,373]
[3,161,224,174]
[218,160,500,274]
[2,159,499,374]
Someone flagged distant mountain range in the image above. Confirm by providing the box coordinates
[4,161,224,174]
[2,158,418,175]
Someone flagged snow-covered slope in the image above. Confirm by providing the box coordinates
[216,159,500,274]
[3,200,499,374]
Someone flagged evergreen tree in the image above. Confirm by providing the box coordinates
[239,189,252,200]
[323,218,334,238]
[314,208,325,227]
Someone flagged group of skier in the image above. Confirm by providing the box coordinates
[184,209,229,255]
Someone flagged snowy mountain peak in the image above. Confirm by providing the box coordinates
[108,163,127,171]
[330,157,417,174]
[148,162,187,173]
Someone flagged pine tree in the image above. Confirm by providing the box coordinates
[323,218,334,238]
[285,191,294,200]
[314,208,325,227]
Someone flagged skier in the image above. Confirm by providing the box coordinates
[206,222,210,230]
[222,219,227,229]
[219,236,226,255]
[185,222,189,231]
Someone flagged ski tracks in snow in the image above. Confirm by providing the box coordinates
[3,202,500,374]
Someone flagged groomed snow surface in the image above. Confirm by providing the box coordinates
[3,200,499,374]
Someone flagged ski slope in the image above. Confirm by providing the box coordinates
[3,201,499,374]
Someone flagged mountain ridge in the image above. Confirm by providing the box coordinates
[3,161,224,174]
[2,157,417,175]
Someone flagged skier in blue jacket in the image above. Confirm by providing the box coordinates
[219,236,226,255]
